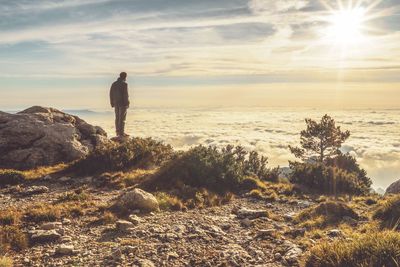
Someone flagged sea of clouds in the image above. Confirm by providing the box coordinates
[74,107,400,190]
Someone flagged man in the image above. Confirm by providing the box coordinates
[110,72,130,137]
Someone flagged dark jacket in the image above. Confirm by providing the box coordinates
[110,78,130,107]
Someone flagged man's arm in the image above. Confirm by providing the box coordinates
[123,83,130,108]
[110,85,115,108]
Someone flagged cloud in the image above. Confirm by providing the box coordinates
[248,0,309,13]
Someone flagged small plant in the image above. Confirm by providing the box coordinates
[68,137,174,175]
[56,189,91,203]
[99,211,117,225]
[0,170,26,187]
[155,192,184,211]
[0,226,28,252]
[305,231,400,267]
[24,204,62,223]
[373,195,400,230]
[296,201,358,228]
[0,208,21,226]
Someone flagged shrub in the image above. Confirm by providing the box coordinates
[0,256,13,267]
[0,226,28,252]
[296,201,358,228]
[56,189,91,203]
[68,137,174,175]
[0,170,26,187]
[0,208,21,226]
[155,192,184,211]
[289,162,369,195]
[24,204,62,223]
[143,145,270,194]
[305,231,400,267]
[373,195,400,230]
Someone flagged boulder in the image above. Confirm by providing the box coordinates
[0,106,108,170]
[30,229,61,243]
[114,188,159,213]
[386,180,400,195]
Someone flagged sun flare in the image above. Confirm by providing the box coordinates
[328,8,366,45]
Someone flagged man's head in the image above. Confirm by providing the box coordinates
[119,72,127,80]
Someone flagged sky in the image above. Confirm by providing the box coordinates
[0,0,399,109]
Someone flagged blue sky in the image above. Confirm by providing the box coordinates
[0,0,399,109]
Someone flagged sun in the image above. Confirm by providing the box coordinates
[327,8,366,45]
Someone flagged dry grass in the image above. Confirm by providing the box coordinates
[373,195,400,230]
[295,201,359,229]
[305,231,400,267]
[99,211,117,225]
[0,226,28,252]
[155,192,185,211]
[0,256,13,267]
[22,164,68,180]
[0,208,22,226]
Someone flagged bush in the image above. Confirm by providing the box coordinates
[143,145,270,194]
[296,201,358,228]
[68,137,174,175]
[0,170,26,187]
[305,231,400,267]
[373,195,400,230]
[155,192,184,211]
[289,162,369,195]
[0,208,21,226]
[24,204,62,223]
[0,226,28,253]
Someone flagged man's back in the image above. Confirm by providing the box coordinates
[110,78,129,108]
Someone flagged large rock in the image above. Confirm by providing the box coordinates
[0,106,108,169]
[386,180,400,195]
[114,188,159,213]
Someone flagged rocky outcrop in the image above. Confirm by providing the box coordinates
[114,188,159,213]
[0,106,108,170]
[385,179,400,195]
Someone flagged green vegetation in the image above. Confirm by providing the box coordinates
[289,115,371,195]
[296,201,358,228]
[68,137,174,175]
[0,170,26,187]
[305,231,400,267]
[373,195,400,230]
[290,163,370,195]
[142,145,275,194]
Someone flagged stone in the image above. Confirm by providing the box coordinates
[59,176,72,183]
[286,227,306,238]
[235,208,268,219]
[22,186,49,196]
[283,241,302,265]
[41,222,62,230]
[30,230,61,243]
[257,229,275,238]
[241,218,252,227]
[128,214,143,225]
[0,106,108,170]
[274,252,282,260]
[135,259,155,267]
[114,188,159,213]
[116,220,134,231]
[55,244,74,255]
[327,229,342,237]
[386,179,400,195]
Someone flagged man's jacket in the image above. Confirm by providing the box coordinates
[110,78,130,107]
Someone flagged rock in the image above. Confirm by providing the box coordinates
[386,179,400,195]
[41,222,62,230]
[59,176,72,183]
[241,218,252,227]
[0,106,108,170]
[286,227,306,238]
[274,252,282,260]
[30,230,61,243]
[128,214,143,225]
[116,220,134,231]
[327,229,342,237]
[235,208,269,219]
[135,259,155,267]
[257,229,275,238]
[21,185,49,196]
[114,188,159,213]
[283,241,302,265]
[55,244,74,255]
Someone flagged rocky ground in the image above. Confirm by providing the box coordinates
[0,174,320,267]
